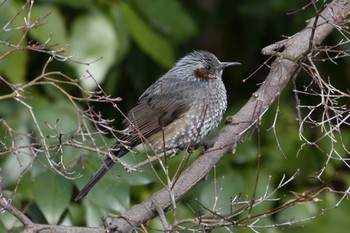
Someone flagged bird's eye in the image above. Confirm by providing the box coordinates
[205,65,211,70]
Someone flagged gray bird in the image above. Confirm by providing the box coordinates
[75,50,240,201]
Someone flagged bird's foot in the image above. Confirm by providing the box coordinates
[197,138,216,150]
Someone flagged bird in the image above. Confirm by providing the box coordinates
[75,50,240,201]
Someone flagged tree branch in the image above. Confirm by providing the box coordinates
[0,196,33,227]
[108,0,350,232]
[1,1,349,232]
[0,196,104,233]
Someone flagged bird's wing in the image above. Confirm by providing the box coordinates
[119,77,196,147]
[75,78,197,200]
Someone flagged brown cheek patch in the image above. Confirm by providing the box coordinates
[194,68,216,80]
[194,68,209,80]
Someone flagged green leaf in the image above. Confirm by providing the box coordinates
[30,98,78,136]
[128,0,197,43]
[75,158,130,214]
[87,177,130,214]
[280,193,350,233]
[198,173,244,215]
[109,4,131,62]
[29,5,68,47]
[0,50,28,84]
[67,204,84,226]
[1,127,34,187]
[114,152,157,186]
[29,97,84,169]
[43,0,94,9]
[33,170,73,224]
[276,200,318,224]
[120,2,174,68]
[0,191,25,230]
[0,1,28,83]
[69,12,118,89]
[85,202,108,227]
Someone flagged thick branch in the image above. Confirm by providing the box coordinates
[2,1,348,233]
[0,196,104,233]
[108,0,350,232]
[22,225,104,233]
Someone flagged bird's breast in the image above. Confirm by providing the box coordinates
[147,80,227,151]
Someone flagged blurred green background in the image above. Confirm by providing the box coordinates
[0,0,349,232]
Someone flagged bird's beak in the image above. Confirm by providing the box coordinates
[220,62,241,70]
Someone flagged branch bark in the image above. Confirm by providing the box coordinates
[1,0,348,232]
[108,0,350,232]
[0,196,104,233]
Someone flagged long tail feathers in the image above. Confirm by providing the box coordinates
[75,147,128,201]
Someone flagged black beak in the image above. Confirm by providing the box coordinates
[220,62,241,70]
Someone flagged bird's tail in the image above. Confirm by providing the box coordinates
[75,146,128,201]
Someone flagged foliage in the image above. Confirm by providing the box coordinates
[0,0,349,232]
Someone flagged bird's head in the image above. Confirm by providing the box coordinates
[171,50,240,81]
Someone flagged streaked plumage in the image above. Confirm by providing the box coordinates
[75,51,240,201]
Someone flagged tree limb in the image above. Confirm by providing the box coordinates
[1,0,349,232]
[108,0,350,232]
[0,196,104,233]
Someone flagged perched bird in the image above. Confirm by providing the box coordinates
[75,50,240,201]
